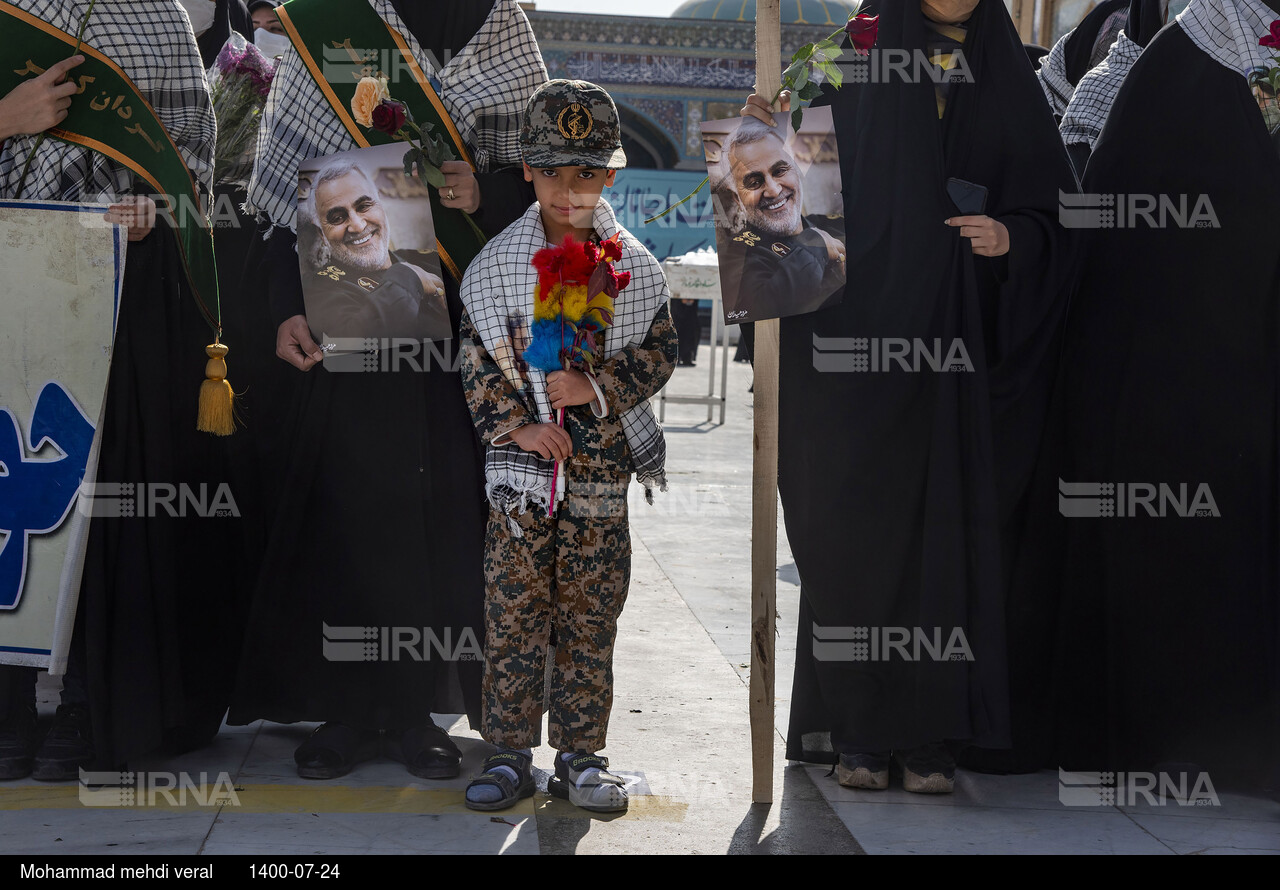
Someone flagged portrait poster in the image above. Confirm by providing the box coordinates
[700,106,846,324]
[0,200,125,671]
[297,142,450,355]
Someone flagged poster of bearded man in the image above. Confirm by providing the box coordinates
[297,142,451,361]
[701,107,845,324]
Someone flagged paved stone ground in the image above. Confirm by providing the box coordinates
[1,343,1275,855]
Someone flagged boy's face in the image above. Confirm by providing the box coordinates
[523,162,617,234]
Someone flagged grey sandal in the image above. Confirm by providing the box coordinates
[464,750,536,811]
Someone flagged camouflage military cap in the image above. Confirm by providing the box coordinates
[520,80,628,169]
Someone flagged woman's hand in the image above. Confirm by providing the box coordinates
[740,89,791,126]
[946,214,1010,257]
[0,56,84,140]
[104,195,157,242]
[438,160,480,214]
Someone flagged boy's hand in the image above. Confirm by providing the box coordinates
[509,422,573,462]
[546,369,597,410]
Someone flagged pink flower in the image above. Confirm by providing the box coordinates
[846,13,879,56]
[1262,20,1280,47]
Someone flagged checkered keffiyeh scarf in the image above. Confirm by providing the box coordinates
[1177,0,1277,75]
[0,0,215,202]
[1060,32,1145,148]
[461,199,670,516]
[244,0,546,230]
[1037,31,1077,118]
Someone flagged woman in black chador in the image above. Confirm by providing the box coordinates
[230,0,545,780]
[1017,0,1280,788]
[747,0,1077,792]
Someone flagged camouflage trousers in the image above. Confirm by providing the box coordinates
[481,467,632,751]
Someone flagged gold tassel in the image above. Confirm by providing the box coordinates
[197,341,236,436]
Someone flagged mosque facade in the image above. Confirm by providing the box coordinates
[521,0,1104,170]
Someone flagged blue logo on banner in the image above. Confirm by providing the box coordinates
[0,382,95,610]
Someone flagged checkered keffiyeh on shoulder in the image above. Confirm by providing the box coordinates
[1060,32,1144,149]
[1037,31,1076,118]
[1177,0,1277,75]
[0,0,215,202]
[244,0,546,231]
[461,199,670,516]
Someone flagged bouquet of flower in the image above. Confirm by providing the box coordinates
[523,233,631,513]
[209,34,275,187]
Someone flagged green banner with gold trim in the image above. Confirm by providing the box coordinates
[276,0,485,282]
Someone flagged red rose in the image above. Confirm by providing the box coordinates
[371,99,407,136]
[846,13,879,55]
[602,239,623,262]
[1262,20,1280,48]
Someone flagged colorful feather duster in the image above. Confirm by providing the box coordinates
[522,233,632,514]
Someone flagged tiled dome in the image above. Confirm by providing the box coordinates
[671,0,859,26]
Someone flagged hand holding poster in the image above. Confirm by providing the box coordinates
[701,107,846,324]
[297,142,451,357]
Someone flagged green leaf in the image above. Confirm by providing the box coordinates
[781,59,807,90]
[820,60,844,89]
[797,81,824,102]
[791,106,805,132]
[423,164,447,189]
[790,42,815,64]
[813,38,840,57]
[792,63,810,93]
[402,147,417,179]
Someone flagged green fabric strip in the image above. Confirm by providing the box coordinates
[279,0,485,279]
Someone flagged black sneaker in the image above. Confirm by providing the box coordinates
[895,742,955,794]
[0,704,38,780]
[32,704,94,782]
[836,751,890,790]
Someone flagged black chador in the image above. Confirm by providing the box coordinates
[779,0,1077,762]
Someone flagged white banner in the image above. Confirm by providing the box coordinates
[0,200,124,672]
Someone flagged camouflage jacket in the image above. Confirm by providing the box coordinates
[460,303,677,477]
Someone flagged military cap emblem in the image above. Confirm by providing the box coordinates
[557,103,594,141]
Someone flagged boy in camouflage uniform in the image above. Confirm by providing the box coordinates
[458,80,677,812]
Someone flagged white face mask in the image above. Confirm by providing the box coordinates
[254,27,291,58]
[180,0,217,37]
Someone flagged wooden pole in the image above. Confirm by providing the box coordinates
[750,0,781,806]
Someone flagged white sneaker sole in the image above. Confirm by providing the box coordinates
[836,762,889,790]
[548,775,629,812]
[902,770,955,794]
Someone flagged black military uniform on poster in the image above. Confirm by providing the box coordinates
[720,213,846,322]
[305,248,451,346]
